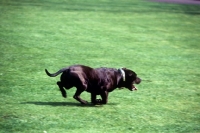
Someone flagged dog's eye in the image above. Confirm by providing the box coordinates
[128,73,132,77]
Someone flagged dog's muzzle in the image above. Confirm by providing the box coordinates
[131,77,141,91]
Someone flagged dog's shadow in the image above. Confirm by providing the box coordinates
[21,101,117,107]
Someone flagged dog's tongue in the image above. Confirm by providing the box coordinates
[132,85,137,91]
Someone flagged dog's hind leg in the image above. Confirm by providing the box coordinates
[73,89,88,104]
[57,81,66,98]
[70,71,88,104]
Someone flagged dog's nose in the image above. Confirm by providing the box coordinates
[136,77,141,84]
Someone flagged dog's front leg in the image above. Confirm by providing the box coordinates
[100,91,109,104]
[91,93,102,105]
[91,93,97,104]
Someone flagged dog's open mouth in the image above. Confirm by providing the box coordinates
[131,84,138,91]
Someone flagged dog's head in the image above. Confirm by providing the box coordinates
[118,68,141,91]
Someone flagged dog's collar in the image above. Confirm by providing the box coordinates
[118,68,125,81]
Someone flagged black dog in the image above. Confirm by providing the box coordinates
[45,65,141,104]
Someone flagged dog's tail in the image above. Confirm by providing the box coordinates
[45,68,68,77]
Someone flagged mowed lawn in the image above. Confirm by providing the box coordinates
[0,0,200,133]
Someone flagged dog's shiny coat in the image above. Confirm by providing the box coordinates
[45,65,141,104]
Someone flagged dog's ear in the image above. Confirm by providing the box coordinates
[124,69,137,81]
[128,73,133,77]
[122,67,127,70]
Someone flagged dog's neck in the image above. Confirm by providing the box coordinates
[118,68,125,81]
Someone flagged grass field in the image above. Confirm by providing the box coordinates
[0,0,200,133]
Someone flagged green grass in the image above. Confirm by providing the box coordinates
[0,0,200,133]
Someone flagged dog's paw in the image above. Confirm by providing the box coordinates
[81,100,88,104]
[61,93,67,98]
[96,99,102,103]
[92,99,102,105]
[60,88,67,98]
